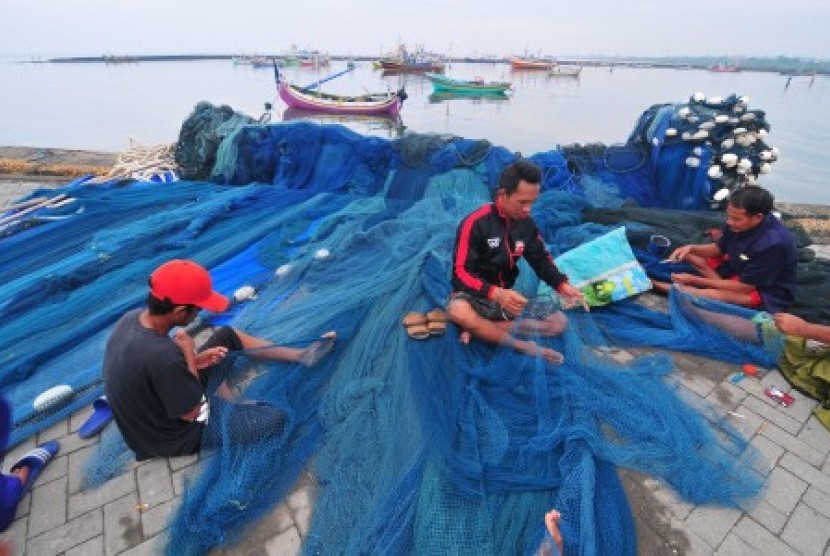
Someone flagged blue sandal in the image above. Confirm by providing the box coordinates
[78,396,113,439]
[9,440,60,495]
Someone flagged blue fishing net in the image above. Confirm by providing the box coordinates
[0,119,781,555]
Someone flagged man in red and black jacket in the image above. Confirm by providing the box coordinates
[448,159,584,363]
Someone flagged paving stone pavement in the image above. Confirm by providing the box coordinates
[0,293,829,555]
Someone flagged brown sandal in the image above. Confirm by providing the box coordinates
[402,312,430,340]
[426,309,448,336]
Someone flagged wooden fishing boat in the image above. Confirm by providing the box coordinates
[510,58,552,70]
[548,65,582,77]
[376,44,445,73]
[277,76,406,117]
[425,73,512,94]
[379,59,444,73]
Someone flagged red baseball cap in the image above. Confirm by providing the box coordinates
[149,260,229,312]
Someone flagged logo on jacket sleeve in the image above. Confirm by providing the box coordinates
[514,240,525,255]
[487,237,501,248]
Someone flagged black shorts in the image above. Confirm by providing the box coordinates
[447,292,561,321]
[447,291,517,321]
[197,326,244,392]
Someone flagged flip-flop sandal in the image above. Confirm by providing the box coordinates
[402,312,430,340]
[78,396,113,439]
[10,440,60,495]
[426,309,448,336]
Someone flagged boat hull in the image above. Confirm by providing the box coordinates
[510,58,551,70]
[548,66,582,77]
[425,73,511,94]
[379,61,445,73]
[278,81,402,117]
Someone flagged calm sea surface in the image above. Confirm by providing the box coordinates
[1,57,827,203]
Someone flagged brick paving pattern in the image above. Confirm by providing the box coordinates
[0,292,828,555]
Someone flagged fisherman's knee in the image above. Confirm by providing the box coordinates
[446,298,471,323]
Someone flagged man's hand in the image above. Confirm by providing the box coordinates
[494,287,528,315]
[667,245,694,262]
[670,272,700,286]
[557,282,588,311]
[557,282,584,302]
[172,329,196,356]
[773,313,808,337]
[195,346,228,370]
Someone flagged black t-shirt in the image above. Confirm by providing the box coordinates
[103,310,204,460]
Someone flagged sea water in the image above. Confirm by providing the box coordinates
[0,57,827,203]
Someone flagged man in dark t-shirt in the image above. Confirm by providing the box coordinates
[661,186,797,313]
[103,259,334,460]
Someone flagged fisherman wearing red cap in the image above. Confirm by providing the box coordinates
[103,259,334,460]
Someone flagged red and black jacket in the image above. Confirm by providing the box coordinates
[451,202,568,300]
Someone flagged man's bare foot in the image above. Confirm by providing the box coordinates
[459,330,471,344]
[544,509,564,555]
[299,331,337,367]
[514,339,564,364]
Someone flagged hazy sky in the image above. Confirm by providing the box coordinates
[3,0,829,59]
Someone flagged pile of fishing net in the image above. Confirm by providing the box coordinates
[0,93,821,554]
[627,92,780,210]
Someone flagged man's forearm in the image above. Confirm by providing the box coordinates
[691,276,756,292]
[689,243,722,258]
[800,322,830,344]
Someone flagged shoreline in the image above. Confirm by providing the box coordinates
[2,144,830,246]
[19,55,830,75]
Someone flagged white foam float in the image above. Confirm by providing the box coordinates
[233,285,257,302]
[685,157,700,168]
[275,263,293,277]
[721,138,735,149]
[721,153,738,167]
[665,128,677,137]
[692,91,706,102]
[33,385,74,413]
[714,114,729,124]
[713,188,730,202]
[708,166,723,179]
[314,248,331,260]
[699,121,716,130]
[760,162,772,174]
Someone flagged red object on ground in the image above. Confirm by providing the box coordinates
[742,363,759,376]
[764,387,795,407]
